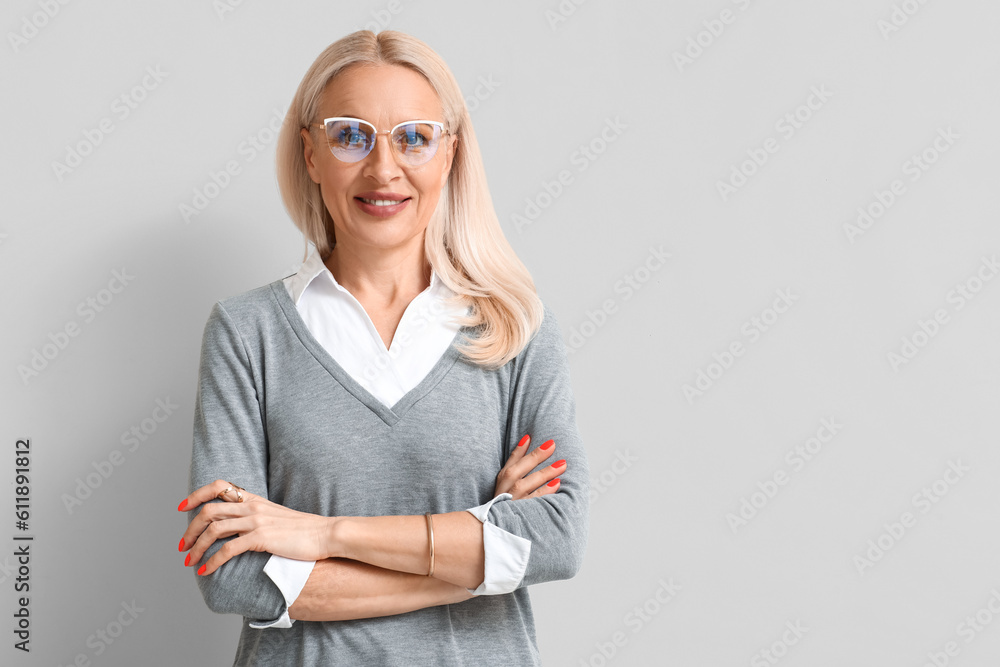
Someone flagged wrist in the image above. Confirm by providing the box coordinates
[325,516,349,559]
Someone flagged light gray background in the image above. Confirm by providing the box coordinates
[2,1,999,665]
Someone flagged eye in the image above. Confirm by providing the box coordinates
[399,130,427,147]
[339,129,367,147]
[327,120,372,151]
[394,123,435,152]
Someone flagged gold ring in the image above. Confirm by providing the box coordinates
[216,484,246,503]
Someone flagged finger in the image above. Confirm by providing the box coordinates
[527,477,561,498]
[179,500,251,554]
[506,434,531,463]
[177,479,256,513]
[185,514,256,570]
[494,434,532,496]
[508,439,556,480]
[495,439,558,497]
[196,532,262,576]
[511,459,566,499]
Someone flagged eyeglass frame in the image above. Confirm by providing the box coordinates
[308,116,452,165]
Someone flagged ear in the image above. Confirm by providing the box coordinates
[300,127,321,184]
[440,132,458,186]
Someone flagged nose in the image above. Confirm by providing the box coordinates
[362,131,403,182]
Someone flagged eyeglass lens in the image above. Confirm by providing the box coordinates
[324,119,442,165]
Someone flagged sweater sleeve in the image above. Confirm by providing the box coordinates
[483,302,590,588]
[186,302,288,622]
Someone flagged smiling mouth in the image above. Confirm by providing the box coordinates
[357,197,411,206]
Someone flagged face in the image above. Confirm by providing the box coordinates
[300,63,457,255]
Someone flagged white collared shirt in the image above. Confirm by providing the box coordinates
[250,247,531,629]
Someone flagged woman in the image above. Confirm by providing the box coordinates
[176,29,589,665]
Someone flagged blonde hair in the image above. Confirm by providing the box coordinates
[275,30,543,369]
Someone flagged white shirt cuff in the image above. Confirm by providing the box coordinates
[248,555,316,629]
[465,493,532,596]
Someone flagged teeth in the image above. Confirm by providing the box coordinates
[360,197,404,206]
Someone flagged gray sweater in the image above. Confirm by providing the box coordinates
[187,280,590,666]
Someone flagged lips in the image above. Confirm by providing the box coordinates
[353,193,411,218]
[355,191,410,204]
[357,197,410,206]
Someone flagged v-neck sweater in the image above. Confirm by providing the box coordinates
[187,279,590,666]
[252,249,535,630]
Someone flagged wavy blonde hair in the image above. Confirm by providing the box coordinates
[275,30,543,369]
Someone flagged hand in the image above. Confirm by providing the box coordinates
[177,479,334,576]
[494,434,565,499]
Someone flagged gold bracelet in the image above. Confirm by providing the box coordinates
[424,512,435,577]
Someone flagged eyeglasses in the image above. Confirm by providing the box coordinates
[310,117,450,166]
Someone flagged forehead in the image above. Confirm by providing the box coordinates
[317,63,443,122]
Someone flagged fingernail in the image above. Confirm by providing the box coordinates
[553,459,566,468]
[185,553,192,567]
[178,538,185,552]
[540,440,554,450]
[517,434,530,447]
[177,499,188,511]
[197,564,207,575]
[547,478,560,487]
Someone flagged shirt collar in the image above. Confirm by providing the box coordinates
[288,246,448,305]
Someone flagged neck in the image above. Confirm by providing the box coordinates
[323,236,431,307]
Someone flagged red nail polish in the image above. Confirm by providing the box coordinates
[547,478,560,487]
[177,499,188,511]
[185,553,192,567]
[540,440,554,450]
[553,459,566,468]
[197,564,207,575]
[517,434,530,447]
[178,538,185,552]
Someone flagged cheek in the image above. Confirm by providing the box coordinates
[415,167,447,200]
[319,172,354,207]
[416,179,444,210]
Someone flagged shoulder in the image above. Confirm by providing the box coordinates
[517,298,568,364]
[202,280,286,341]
